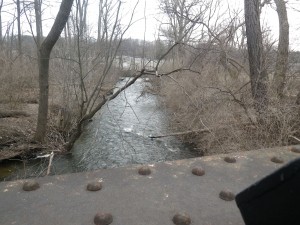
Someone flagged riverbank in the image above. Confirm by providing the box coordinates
[1,77,203,181]
[0,102,59,161]
[0,75,122,162]
[156,69,300,156]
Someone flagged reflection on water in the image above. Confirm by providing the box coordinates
[1,78,200,181]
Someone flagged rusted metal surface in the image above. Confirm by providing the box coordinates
[0,146,299,225]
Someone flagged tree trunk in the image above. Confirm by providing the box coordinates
[274,0,289,98]
[16,0,22,56]
[34,0,43,48]
[76,0,88,37]
[66,19,72,48]
[34,0,74,142]
[244,0,268,113]
[296,91,300,139]
[97,0,103,42]
[0,0,3,45]
[82,0,88,35]
[296,91,300,106]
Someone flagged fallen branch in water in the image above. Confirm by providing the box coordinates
[46,152,54,175]
[149,123,256,139]
[149,128,210,139]
[290,135,300,143]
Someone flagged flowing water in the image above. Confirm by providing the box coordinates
[0,78,200,181]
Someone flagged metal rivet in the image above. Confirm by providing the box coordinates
[23,180,40,191]
[219,190,235,201]
[291,146,300,154]
[94,212,113,225]
[138,166,151,175]
[271,156,284,164]
[172,213,191,225]
[87,181,102,191]
[191,167,205,176]
[224,156,236,163]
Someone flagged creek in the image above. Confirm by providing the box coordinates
[0,78,200,181]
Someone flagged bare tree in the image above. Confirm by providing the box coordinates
[35,0,74,142]
[76,0,88,37]
[97,0,103,42]
[159,0,207,65]
[274,0,289,98]
[0,0,3,44]
[65,18,72,48]
[16,0,22,55]
[193,9,246,79]
[34,0,43,48]
[65,0,138,150]
[244,0,268,113]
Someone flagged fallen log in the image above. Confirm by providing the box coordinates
[149,123,256,139]
[149,128,210,139]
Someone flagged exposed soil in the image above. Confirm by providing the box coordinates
[0,103,45,160]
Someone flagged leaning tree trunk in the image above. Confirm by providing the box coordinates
[244,0,268,114]
[35,0,74,142]
[274,0,289,98]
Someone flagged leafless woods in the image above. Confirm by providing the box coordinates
[0,0,299,155]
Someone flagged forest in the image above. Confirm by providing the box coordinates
[0,0,299,179]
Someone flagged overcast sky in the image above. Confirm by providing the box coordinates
[2,0,300,50]
[86,0,300,50]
